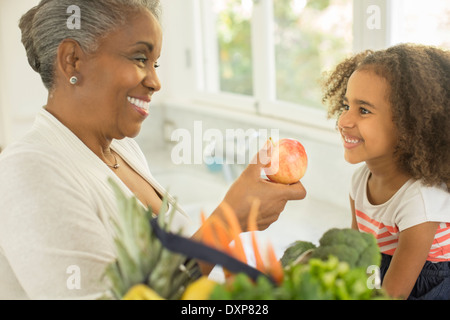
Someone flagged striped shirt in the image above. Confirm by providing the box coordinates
[350,165,450,262]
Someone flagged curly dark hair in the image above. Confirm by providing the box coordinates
[322,43,450,189]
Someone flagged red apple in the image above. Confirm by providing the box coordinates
[263,138,308,184]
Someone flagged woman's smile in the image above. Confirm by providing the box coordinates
[70,8,163,139]
[127,96,151,117]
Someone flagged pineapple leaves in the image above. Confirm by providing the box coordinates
[103,178,197,300]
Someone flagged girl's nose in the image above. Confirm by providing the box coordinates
[338,109,356,129]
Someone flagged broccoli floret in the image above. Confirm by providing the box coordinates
[318,228,362,248]
[358,232,381,268]
[310,244,359,268]
[280,241,317,267]
[311,228,381,269]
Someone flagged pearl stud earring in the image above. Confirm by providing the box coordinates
[69,76,78,85]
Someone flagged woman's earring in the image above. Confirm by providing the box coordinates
[69,76,78,85]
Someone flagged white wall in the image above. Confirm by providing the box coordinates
[156,0,199,104]
[0,0,47,147]
[0,0,193,147]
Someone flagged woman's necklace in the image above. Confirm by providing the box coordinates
[106,152,120,170]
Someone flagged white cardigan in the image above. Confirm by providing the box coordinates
[0,108,191,299]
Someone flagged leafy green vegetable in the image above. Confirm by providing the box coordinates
[210,255,389,300]
[310,228,381,269]
[103,179,198,300]
[211,228,388,300]
[210,274,275,300]
[280,240,316,267]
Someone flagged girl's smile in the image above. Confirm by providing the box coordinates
[342,133,364,149]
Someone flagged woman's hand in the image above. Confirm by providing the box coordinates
[212,141,307,231]
[192,142,307,275]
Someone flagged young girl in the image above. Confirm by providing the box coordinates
[322,43,450,300]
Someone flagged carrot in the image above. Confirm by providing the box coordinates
[247,197,260,232]
[246,198,265,272]
[251,233,265,272]
[211,218,233,255]
[200,211,217,248]
[266,243,284,284]
[219,202,247,263]
[219,202,242,235]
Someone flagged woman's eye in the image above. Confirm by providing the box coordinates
[135,57,148,64]
[134,57,160,69]
[342,104,350,111]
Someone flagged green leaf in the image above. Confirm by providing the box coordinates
[103,179,198,300]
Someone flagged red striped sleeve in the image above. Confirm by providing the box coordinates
[355,210,450,261]
[356,210,399,233]
[356,209,400,255]
[383,248,396,256]
[428,224,450,261]
[435,227,450,244]
[378,238,398,247]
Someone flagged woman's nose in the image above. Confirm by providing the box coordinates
[143,69,162,92]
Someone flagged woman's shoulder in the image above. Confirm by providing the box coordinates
[1,148,58,193]
[0,139,62,166]
[0,138,85,190]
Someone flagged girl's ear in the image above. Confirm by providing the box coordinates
[55,39,84,84]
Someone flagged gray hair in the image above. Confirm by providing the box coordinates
[19,0,162,90]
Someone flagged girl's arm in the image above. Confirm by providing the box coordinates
[349,196,358,230]
[382,221,439,299]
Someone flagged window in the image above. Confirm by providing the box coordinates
[390,0,450,49]
[196,0,449,126]
[216,0,254,96]
[274,0,352,109]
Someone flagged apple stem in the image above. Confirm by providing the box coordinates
[269,137,275,146]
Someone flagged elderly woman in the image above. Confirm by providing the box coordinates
[0,0,306,299]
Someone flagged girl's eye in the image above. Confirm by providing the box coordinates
[360,107,371,115]
[341,104,371,115]
[154,62,160,69]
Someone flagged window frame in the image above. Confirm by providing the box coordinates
[192,0,395,131]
